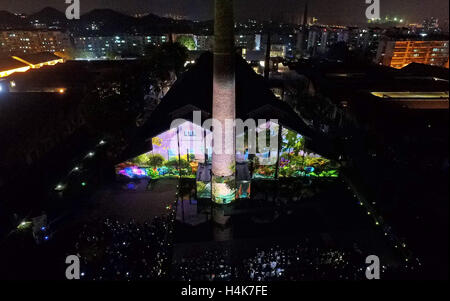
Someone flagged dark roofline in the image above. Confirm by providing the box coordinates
[0,58,28,70]
[121,52,333,162]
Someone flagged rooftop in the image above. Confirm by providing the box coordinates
[0,57,28,71]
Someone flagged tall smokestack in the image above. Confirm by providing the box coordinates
[212,0,236,204]
[264,30,271,80]
[303,1,308,27]
[296,1,309,58]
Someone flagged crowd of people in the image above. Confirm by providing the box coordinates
[72,211,175,280]
[172,248,233,281]
[172,240,371,281]
[238,243,366,281]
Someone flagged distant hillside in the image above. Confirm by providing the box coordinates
[0,11,26,29]
[28,7,67,26]
[0,8,212,35]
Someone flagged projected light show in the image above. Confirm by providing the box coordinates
[251,124,339,179]
[116,120,339,201]
[115,121,208,179]
[277,127,339,178]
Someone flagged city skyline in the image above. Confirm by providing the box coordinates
[0,0,449,25]
[0,0,448,285]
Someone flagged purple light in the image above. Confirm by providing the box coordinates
[118,166,148,178]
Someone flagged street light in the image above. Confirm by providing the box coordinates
[55,184,65,191]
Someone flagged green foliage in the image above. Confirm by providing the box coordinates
[132,153,150,166]
[148,153,165,168]
[197,182,211,198]
[254,165,275,178]
[284,130,304,153]
[176,36,196,51]
[146,168,160,178]
[164,158,191,170]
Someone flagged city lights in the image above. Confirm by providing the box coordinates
[0,0,447,284]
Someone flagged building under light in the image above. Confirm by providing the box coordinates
[12,52,64,69]
[375,39,449,69]
[0,52,64,79]
[0,57,30,78]
[0,30,70,56]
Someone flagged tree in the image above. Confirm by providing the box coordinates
[143,42,188,77]
[148,153,165,169]
[133,153,150,166]
[176,35,196,51]
[165,158,190,170]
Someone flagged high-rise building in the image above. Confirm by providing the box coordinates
[422,17,440,34]
[195,35,214,51]
[73,35,169,58]
[0,30,71,56]
[375,39,449,69]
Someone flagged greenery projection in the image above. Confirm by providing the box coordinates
[196,181,211,198]
[116,152,198,179]
[212,175,236,204]
[115,123,339,202]
[252,127,339,179]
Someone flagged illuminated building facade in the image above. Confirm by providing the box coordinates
[0,30,71,56]
[375,39,449,69]
[195,35,214,51]
[73,35,169,58]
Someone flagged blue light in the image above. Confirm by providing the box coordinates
[44,236,49,240]
[41,226,46,231]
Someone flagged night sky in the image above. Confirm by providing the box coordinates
[0,0,448,25]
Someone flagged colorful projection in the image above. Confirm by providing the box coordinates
[196,181,212,198]
[251,124,339,178]
[116,121,208,180]
[251,121,279,179]
[236,181,251,198]
[115,120,339,201]
[277,128,339,178]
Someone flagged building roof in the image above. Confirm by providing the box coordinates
[124,52,330,161]
[0,57,28,71]
[371,92,449,99]
[401,63,449,81]
[13,52,62,65]
[293,60,449,102]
